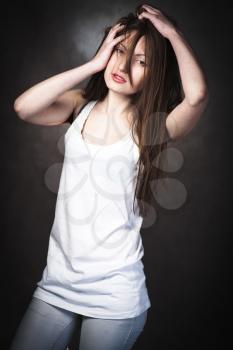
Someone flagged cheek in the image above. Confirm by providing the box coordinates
[104,64,111,82]
[104,56,115,76]
[132,67,145,86]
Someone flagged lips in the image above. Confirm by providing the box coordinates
[112,73,126,83]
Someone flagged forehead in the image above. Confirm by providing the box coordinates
[121,30,145,52]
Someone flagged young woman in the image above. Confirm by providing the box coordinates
[10,3,209,350]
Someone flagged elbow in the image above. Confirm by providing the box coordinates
[14,99,26,119]
[187,88,210,107]
[14,99,21,113]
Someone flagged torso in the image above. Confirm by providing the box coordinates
[32,99,151,319]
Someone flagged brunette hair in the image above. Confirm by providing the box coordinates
[80,3,184,218]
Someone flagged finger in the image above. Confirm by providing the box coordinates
[110,24,125,35]
[138,11,148,19]
[139,11,153,19]
[108,24,125,39]
[112,23,124,30]
[142,4,158,11]
[115,24,125,30]
[112,34,125,44]
[142,4,159,13]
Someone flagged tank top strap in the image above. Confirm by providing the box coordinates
[74,100,98,132]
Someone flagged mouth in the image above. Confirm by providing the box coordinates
[111,73,127,83]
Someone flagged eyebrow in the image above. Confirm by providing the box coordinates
[119,43,146,56]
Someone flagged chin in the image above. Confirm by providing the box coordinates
[107,79,125,91]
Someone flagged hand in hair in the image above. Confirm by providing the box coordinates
[137,4,179,39]
[90,23,126,72]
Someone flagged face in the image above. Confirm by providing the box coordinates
[104,30,148,96]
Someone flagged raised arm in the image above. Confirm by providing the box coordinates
[14,21,127,127]
[164,30,209,141]
[138,4,209,141]
[14,61,99,126]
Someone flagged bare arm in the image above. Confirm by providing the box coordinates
[14,21,128,126]
[138,5,209,141]
[165,30,209,141]
[14,60,99,125]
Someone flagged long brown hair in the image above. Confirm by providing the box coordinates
[80,3,184,218]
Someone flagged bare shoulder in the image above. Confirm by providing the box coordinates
[72,88,88,123]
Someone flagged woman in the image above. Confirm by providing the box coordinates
[11,3,209,350]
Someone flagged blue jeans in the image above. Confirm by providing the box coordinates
[10,296,148,350]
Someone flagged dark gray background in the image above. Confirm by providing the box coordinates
[1,0,232,349]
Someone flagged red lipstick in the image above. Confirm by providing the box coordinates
[111,73,126,83]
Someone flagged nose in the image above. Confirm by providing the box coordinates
[117,55,128,73]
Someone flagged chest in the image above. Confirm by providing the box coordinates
[81,108,136,146]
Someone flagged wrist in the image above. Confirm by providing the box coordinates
[167,28,184,42]
[87,59,102,74]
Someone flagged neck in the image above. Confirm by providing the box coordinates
[99,91,133,124]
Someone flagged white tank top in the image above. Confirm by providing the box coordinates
[33,99,151,319]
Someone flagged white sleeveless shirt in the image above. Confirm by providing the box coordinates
[33,99,151,319]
